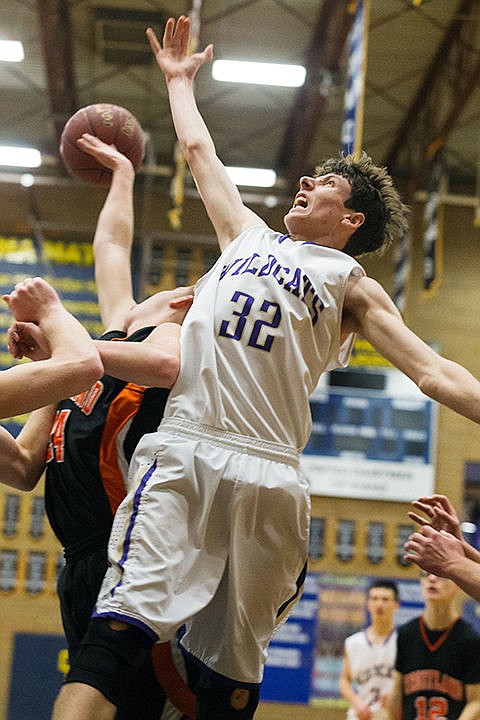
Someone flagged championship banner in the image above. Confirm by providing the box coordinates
[341,0,370,158]
[393,229,411,315]
[423,159,444,296]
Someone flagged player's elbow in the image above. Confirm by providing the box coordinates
[179,135,214,166]
[155,353,180,388]
[8,455,40,492]
[75,353,104,389]
[137,349,180,389]
[416,372,440,399]
[416,357,460,404]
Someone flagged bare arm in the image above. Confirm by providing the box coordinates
[343,275,480,423]
[147,16,264,250]
[77,134,137,332]
[459,684,480,720]
[0,405,54,490]
[404,526,480,601]
[94,322,181,387]
[339,651,372,720]
[388,672,403,720]
[1,278,103,416]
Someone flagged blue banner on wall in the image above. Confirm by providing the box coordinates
[8,633,67,719]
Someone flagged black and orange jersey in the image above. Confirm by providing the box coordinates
[396,616,480,720]
[45,327,169,556]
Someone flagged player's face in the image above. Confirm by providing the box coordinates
[420,572,458,602]
[367,588,399,622]
[284,173,354,247]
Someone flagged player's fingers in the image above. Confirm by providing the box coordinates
[204,44,214,62]
[407,511,428,526]
[146,27,161,54]
[411,500,434,516]
[162,17,176,47]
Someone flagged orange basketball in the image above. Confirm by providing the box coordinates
[59,103,146,186]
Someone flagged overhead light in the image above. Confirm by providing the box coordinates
[20,173,35,188]
[0,146,41,168]
[226,166,277,188]
[0,40,24,62]
[212,59,306,88]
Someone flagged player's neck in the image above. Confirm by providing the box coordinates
[423,603,459,630]
[367,621,394,643]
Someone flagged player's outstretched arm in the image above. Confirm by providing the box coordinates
[1,278,103,415]
[408,494,480,563]
[77,134,137,332]
[343,274,480,424]
[404,526,480,601]
[409,494,463,539]
[148,16,264,250]
[94,321,181,387]
[0,405,55,490]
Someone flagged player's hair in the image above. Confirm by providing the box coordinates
[314,152,409,258]
[367,578,399,601]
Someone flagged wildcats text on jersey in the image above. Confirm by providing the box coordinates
[219,250,325,326]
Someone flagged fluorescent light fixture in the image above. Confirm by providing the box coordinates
[0,146,41,168]
[226,166,276,188]
[212,59,306,88]
[0,40,24,62]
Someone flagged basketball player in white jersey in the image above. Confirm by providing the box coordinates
[51,16,480,720]
[340,580,399,720]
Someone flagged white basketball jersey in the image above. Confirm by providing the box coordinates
[345,629,398,720]
[165,225,365,451]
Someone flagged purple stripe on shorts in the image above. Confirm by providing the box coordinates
[110,459,157,596]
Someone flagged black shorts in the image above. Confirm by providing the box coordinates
[58,548,167,720]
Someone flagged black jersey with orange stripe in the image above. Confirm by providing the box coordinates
[45,327,169,555]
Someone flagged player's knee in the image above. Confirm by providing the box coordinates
[196,673,260,720]
[66,617,154,708]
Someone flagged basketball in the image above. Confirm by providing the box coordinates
[59,103,146,186]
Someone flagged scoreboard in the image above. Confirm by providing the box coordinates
[301,366,437,502]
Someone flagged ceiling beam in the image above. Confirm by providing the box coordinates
[384,0,479,174]
[276,0,355,194]
[36,0,78,156]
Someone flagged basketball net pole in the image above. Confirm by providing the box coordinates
[167,1,203,232]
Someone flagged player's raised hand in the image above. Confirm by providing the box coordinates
[76,133,134,173]
[8,321,51,361]
[147,15,213,82]
[408,494,463,540]
[404,525,465,575]
[3,277,62,323]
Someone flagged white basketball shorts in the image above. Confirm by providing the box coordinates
[94,417,311,685]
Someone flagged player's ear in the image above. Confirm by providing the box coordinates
[342,211,364,230]
[169,295,194,311]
